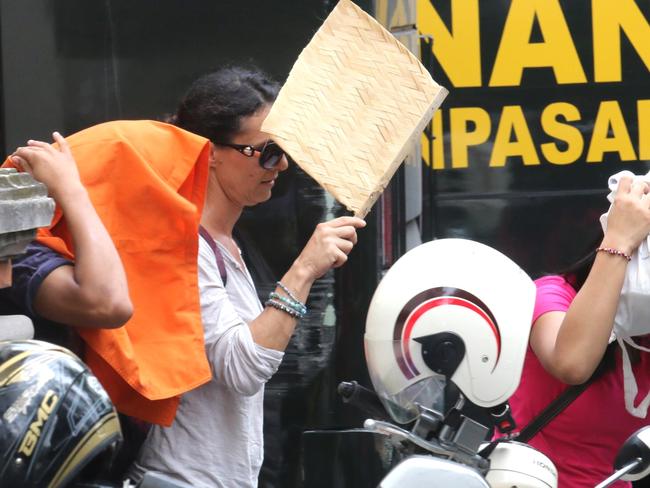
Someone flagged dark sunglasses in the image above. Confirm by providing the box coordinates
[212,140,287,169]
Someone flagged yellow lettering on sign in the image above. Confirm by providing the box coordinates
[541,102,584,165]
[587,101,637,162]
[593,0,650,83]
[422,110,445,169]
[639,100,650,160]
[422,133,431,167]
[417,0,481,87]
[490,106,540,167]
[489,0,587,87]
[450,107,491,168]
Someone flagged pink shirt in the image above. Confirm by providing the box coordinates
[509,275,650,488]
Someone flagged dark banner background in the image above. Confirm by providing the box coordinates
[419,0,650,277]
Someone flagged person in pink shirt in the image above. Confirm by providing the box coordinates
[509,175,650,487]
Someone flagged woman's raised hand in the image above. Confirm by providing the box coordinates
[294,216,366,281]
[10,132,82,203]
[604,176,650,255]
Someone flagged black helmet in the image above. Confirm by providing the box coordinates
[0,340,122,487]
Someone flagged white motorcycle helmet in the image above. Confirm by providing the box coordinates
[365,238,535,423]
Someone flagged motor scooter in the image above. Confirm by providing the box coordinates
[337,379,552,487]
[344,237,650,487]
[338,379,650,487]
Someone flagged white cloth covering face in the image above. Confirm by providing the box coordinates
[600,169,650,418]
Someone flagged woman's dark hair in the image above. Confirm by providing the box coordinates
[553,248,597,290]
[171,65,280,142]
[542,232,602,290]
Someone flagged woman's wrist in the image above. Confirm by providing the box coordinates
[599,237,634,257]
[281,261,314,301]
[596,246,632,261]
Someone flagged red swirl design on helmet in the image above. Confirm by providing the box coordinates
[392,287,501,379]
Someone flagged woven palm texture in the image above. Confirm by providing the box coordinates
[261,0,448,217]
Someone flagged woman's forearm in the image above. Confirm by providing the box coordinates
[249,216,364,351]
[551,252,627,382]
[248,261,313,351]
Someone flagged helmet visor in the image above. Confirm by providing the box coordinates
[365,336,447,424]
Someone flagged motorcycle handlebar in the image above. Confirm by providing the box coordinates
[337,380,391,421]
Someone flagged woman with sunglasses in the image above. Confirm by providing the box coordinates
[129,66,366,488]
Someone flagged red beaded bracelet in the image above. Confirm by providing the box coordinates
[596,246,632,261]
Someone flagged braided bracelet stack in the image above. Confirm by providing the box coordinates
[265,281,308,319]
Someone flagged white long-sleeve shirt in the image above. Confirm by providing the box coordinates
[131,236,284,488]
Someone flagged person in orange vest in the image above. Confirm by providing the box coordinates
[0,132,132,347]
[126,65,366,488]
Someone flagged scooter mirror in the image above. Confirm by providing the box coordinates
[614,426,650,481]
[597,426,650,487]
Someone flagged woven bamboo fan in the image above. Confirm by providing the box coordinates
[261,0,448,217]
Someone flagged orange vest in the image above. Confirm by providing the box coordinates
[5,120,212,425]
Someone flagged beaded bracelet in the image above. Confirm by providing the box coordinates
[269,291,307,315]
[275,281,308,315]
[265,298,304,319]
[596,246,632,262]
[277,281,301,303]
